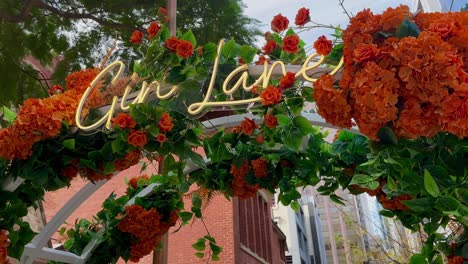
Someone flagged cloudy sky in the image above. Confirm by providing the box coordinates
[242,0,414,46]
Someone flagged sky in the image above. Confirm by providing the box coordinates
[242,0,414,47]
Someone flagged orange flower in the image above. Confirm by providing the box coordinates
[282,34,300,54]
[0,230,9,264]
[255,55,271,65]
[176,40,194,58]
[156,133,167,143]
[164,36,179,52]
[256,134,265,143]
[230,160,260,199]
[251,157,267,178]
[147,21,161,40]
[61,165,78,181]
[264,114,278,129]
[130,30,144,45]
[158,112,174,132]
[112,113,136,129]
[262,40,279,55]
[230,160,250,179]
[313,74,353,128]
[352,43,380,64]
[279,71,296,90]
[380,5,411,31]
[48,85,64,96]
[128,175,150,189]
[313,36,333,56]
[271,14,289,33]
[114,150,142,171]
[295,7,310,26]
[393,97,440,139]
[128,130,148,147]
[447,256,464,264]
[260,86,282,106]
[440,93,468,138]
[241,117,256,136]
[65,68,100,92]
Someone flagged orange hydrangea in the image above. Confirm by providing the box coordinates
[0,230,9,264]
[380,5,411,32]
[393,97,440,139]
[251,157,267,178]
[230,160,260,199]
[313,74,353,128]
[440,93,468,138]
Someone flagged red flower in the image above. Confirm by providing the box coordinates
[262,40,279,55]
[256,134,265,143]
[114,150,142,171]
[128,130,148,147]
[164,36,179,52]
[241,118,256,136]
[271,14,289,33]
[147,21,161,40]
[61,165,78,181]
[264,114,278,129]
[251,157,267,178]
[295,7,310,26]
[156,133,167,143]
[282,35,300,54]
[353,43,380,64]
[260,86,282,106]
[158,112,174,132]
[48,85,64,96]
[255,55,271,65]
[279,72,296,89]
[313,36,333,56]
[176,40,194,58]
[128,175,150,189]
[130,31,144,45]
[112,112,136,129]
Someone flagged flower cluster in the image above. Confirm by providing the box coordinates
[0,68,104,160]
[117,204,178,262]
[0,230,9,264]
[315,5,468,139]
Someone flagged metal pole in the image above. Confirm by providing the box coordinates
[167,0,177,36]
[153,156,168,264]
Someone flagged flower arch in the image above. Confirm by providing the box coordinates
[0,4,467,264]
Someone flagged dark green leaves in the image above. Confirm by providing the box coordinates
[396,17,421,39]
[424,170,440,197]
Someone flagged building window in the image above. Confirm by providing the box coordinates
[238,193,272,262]
[286,255,293,264]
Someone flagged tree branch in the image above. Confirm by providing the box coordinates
[0,0,142,31]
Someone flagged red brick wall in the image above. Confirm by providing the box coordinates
[168,189,235,264]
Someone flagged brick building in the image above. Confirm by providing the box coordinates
[43,164,287,264]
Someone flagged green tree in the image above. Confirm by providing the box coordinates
[0,0,260,106]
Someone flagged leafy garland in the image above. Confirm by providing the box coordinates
[0,4,467,264]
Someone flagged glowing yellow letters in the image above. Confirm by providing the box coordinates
[75,39,343,131]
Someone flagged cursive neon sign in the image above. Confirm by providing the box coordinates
[75,39,343,131]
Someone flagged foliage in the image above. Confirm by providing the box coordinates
[0,4,466,264]
[0,0,260,106]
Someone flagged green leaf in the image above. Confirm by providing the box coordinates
[221,39,239,59]
[377,127,398,145]
[192,238,206,251]
[181,30,197,47]
[276,114,291,126]
[285,28,296,36]
[179,211,194,222]
[211,255,220,261]
[209,243,222,255]
[62,139,75,150]
[408,254,427,264]
[290,201,300,212]
[203,42,218,62]
[435,196,461,214]
[239,45,257,64]
[293,116,316,135]
[2,106,16,123]
[424,170,440,197]
[195,252,204,258]
[396,17,421,39]
[402,198,434,212]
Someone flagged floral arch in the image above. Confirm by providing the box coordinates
[0,4,467,264]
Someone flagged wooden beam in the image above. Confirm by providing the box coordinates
[167,0,177,36]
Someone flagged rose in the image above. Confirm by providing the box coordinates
[128,130,148,147]
[295,7,310,26]
[271,14,289,33]
[147,21,161,40]
[313,35,333,56]
[352,43,380,64]
[130,31,144,45]
[255,55,270,65]
[112,113,136,129]
[251,157,267,178]
[256,134,265,143]
[279,72,296,89]
[241,118,256,135]
[282,34,300,54]
[115,150,141,171]
[260,86,282,106]
[164,36,180,52]
[156,133,167,143]
[158,112,174,132]
[176,40,194,58]
[48,85,64,96]
[262,40,279,55]
[61,165,78,180]
[264,31,272,40]
[264,114,278,129]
